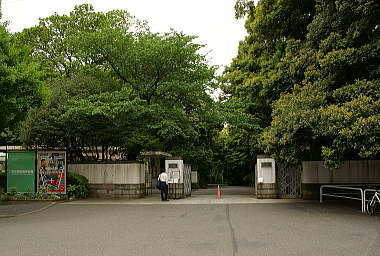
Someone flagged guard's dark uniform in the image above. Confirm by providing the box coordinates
[158,172,169,201]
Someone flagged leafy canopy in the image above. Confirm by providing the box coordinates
[262,0,380,168]
[20,4,219,166]
[226,0,379,170]
[0,24,43,144]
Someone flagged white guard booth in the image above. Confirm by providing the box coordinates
[165,159,191,198]
[256,156,277,198]
[257,158,276,184]
[166,160,183,183]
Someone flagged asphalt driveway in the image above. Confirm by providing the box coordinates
[0,199,378,256]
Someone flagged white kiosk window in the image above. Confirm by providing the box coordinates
[257,158,276,184]
[166,160,183,183]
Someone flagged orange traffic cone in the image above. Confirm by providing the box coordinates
[217,184,221,199]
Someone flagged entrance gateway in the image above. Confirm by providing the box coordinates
[276,163,301,199]
[256,155,301,199]
[165,159,191,199]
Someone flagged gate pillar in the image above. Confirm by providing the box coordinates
[256,155,278,199]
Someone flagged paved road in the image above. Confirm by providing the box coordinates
[0,200,379,256]
[0,201,54,217]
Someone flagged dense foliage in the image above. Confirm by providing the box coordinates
[18,4,220,180]
[262,0,380,168]
[67,172,89,199]
[17,4,147,78]
[1,1,378,186]
[0,24,43,144]
[221,0,316,181]
[224,0,379,170]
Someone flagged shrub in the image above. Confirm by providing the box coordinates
[13,194,29,200]
[0,194,11,201]
[10,187,17,195]
[67,172,89,199]
[35,185,48,199]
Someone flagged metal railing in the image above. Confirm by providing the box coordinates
[320,184,380,213]
[320,185,365,212]
[364,189,380,211]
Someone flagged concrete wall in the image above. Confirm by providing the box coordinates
[301,160,380,199]
[302,160,380,184]
[68,163,145,184]
[68,162,145,198]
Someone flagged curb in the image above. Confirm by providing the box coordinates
[0,202,57,218]
[62,198,314,205]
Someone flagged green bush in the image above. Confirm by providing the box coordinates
[0,194,11,201]
[13,194,29,200]
[10,187,17,195]
[67,172,89,199]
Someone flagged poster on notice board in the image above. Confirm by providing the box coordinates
[37,151,66,194]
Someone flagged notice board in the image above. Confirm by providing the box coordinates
[7,151,36,193]
[37,151,66,194]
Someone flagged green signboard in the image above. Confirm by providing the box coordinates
[7,151,36,193]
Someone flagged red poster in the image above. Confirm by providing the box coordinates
[37,151,66,194]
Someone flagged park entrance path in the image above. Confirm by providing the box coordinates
[63,186,305,205]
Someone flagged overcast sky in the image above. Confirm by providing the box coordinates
[1,0,247,72]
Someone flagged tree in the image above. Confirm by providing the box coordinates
[21,74,127,160]
[0,24,43,145]
[21,5,220,168]
[17,4,147,78]
[220,0,315,178]
[80,29,216,105]
[74,20,219,162]
[224,0,379,172]
[224,0,315,127]
[211,100,261,184]
[262,0,380,168]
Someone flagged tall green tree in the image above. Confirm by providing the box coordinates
[21,5,220,169]
[0,24,43,144]
[220,0,315,179]
[224,0,315,127]
[72,19,219,161]
[80,29,215,105]
[224,0,379,171]
[21,74,122,159]
[17,4,147,78]
[262,0,380,168]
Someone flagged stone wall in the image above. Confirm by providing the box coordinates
[68,162,145,198]
[168,183,189,199]
[89,184,145,199]
[256,183,278,199]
